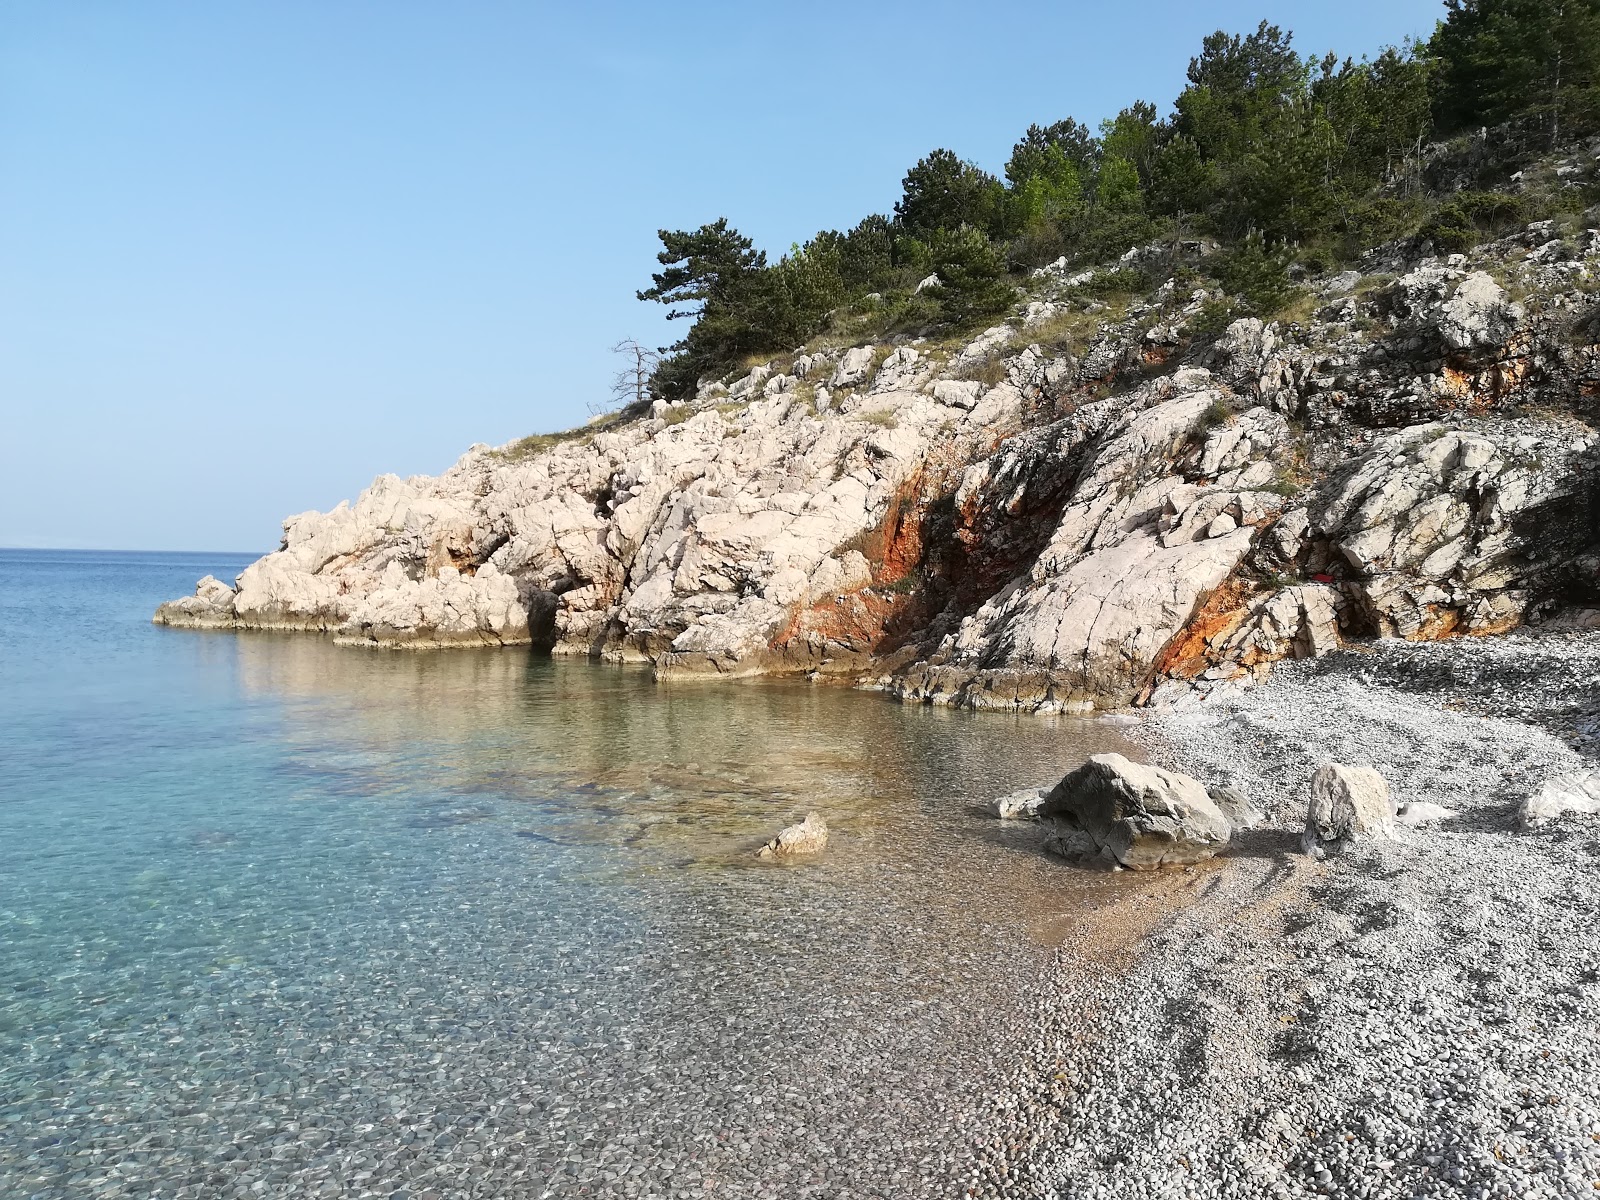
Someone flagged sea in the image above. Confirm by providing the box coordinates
[0,548,1135,1198]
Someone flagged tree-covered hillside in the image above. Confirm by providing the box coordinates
[637,0,1600,400]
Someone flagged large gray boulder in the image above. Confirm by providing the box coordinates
[1302,764,1394,857]
[1209,784,1265,831]
[1041,753,1233,869]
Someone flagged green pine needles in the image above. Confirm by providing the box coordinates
[637,2,1600,400]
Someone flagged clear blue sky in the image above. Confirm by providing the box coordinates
[2,0,1444,552]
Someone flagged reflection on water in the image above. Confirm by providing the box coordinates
[0,551,1142,1198]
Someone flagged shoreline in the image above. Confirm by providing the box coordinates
[969,630,1600,1199]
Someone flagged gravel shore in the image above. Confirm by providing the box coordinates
[970,632,1600,1200]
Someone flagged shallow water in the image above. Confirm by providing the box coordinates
[0,549,1136,1198]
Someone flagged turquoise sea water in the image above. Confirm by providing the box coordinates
[0,549,1131,1198]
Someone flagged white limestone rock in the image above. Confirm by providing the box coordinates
[988,788,1047,820]
[756,812,828,859]
[1396,801,1457,826]
[339,561,533,648]
[891,379,1278,710]
[931,379,983,409]
[153,575,238,628]
[1303,764,1395,858]
[1521,772,1600,828]
[1438,271,1525,353]
[830,346,876,388]
[1314,423,1580,639]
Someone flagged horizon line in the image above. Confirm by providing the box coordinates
[0,545,265,556]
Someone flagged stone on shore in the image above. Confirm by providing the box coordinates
[1396,800,1457,826]
[1040,753,1232,869]
[1521,770,1600,828]
[988,788,1047,820]
[1208,784,1264,830]
[756,812,828,859]
[1302,764,1394,857]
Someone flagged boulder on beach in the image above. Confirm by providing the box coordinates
[988,788,1047,820]
[756,812,828,859]
[1521,771,1600,828]
[1302,764,1394,857]
[1041,753,1233,869]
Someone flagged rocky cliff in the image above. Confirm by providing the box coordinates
[158,216,1600,712]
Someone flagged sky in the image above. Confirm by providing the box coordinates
[2,0,1445,552]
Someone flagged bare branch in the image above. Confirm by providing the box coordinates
[607,338,662,412]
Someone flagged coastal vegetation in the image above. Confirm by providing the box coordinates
[638,0,1600,398]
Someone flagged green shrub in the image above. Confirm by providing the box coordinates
[954,355,1010,387]
[1417,192,1524,253]
[929,225,1015,324]
[1337,198,1427,256]
[1188,297,1240,337]
[492,427,590,462]
[1215,233,1296,316]
[857,408,899,429]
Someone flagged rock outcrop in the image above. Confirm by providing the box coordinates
[159,212,1600,711]
[1040,753,1232,869]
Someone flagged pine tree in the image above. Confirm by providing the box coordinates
[929,226,1015,324]
[637,219,765,322]
[895,149,1006,239]
[1004,120,1097,187]
[1432,0,1600,145]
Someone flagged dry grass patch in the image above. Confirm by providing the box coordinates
[1272,290,1318,327]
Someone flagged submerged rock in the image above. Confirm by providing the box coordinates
[756,812,828,859]
[1041,753,1232,869]
[1302,764,1394,857]
[988,788,1047,820]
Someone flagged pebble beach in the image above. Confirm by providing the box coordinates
[967,631,1600,1199]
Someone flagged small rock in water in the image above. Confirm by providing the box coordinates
[1302,763,1394,857]
[988,788,1047,820]
[756,812,828,859]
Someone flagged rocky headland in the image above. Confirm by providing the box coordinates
[156,154,1600,1198]
[159,208,1599,717]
